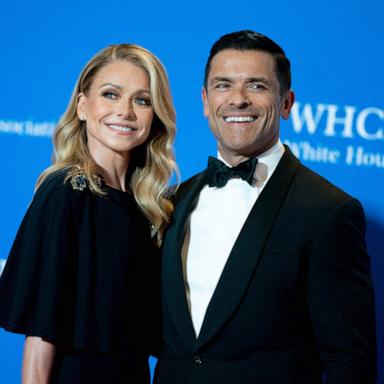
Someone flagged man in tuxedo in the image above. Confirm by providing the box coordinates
[156,30,377,383]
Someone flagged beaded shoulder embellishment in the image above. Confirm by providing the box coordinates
[70,174,104,191]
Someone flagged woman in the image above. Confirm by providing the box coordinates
[0,44,177,383]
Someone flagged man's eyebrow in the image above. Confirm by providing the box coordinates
[209,76,272,86]
[210,76,233,84]
[245,77,272,86]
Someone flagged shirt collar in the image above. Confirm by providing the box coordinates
[217,140,285,187]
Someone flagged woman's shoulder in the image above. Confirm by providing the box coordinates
[36,169,105,198]
[24,170,74,219]
[36,168,70,193]
[33,169,97,209]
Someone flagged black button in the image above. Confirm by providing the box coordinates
[192,355,202,364]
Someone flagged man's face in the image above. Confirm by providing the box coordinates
[202,49,294,165]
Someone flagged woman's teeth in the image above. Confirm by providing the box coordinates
[108,124,135,132]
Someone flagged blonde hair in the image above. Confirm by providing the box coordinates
[36,44,178,245]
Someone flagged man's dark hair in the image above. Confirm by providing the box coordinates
[204,30,291,95]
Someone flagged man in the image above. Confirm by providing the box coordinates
[156,30,376,383]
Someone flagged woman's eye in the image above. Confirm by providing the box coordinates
[102,91,118,100]
[135,98,152,106]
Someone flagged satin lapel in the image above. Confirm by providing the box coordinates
[194,147,300,351]
[162,171,207,349]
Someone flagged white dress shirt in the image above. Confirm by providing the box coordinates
[183,140,285,337]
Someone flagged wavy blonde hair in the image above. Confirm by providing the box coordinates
[36,44,178,245]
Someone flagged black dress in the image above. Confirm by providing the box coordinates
[0,170,160,383]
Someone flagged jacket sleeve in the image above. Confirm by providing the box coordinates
[307,197,377,383]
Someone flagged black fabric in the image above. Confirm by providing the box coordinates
[0,170,160,383]
[156,146,377,384]
[205,156,258,187]
[51,350,150,384]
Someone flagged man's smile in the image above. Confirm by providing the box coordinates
[223,115,257,123]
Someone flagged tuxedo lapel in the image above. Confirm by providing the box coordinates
[162,172,207,349]
[194,147,300,351]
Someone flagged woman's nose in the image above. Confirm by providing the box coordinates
[116,100,136,120]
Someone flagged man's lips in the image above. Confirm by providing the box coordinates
[222,115,257,123]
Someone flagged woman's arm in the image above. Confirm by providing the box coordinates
[22,336,56,384]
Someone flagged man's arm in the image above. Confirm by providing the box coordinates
[307,198,377,383]
[22,336,56,384]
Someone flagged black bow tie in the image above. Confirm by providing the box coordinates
[205,156,258,188]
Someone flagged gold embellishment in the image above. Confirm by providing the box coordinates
[70,174,104,191]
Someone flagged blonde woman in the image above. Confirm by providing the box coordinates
[0,44,177,384]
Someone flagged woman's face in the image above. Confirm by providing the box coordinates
[77,60,154,160]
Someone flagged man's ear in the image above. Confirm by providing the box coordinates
[202,87,209,118]
[281,90,295,120]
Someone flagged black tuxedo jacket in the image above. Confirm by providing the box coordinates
[156,147,376,384]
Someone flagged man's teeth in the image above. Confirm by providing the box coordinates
[108,124,135,132]
[224,116,256,123]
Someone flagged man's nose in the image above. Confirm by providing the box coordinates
[229,89,251,108]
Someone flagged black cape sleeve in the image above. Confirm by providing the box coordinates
[0,172,76,347]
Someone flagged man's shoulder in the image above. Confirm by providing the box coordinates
[289,162,364,223]
[282,145,351,202]
[166,171,206,203]
[179,171,205,192]
[296,162,352,202]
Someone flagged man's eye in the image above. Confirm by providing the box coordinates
[135,98,152,106]
[102,91,118,100]
[249,83,266,90]
[215,83,229,89]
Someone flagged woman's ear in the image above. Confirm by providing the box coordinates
[76,93,87,121]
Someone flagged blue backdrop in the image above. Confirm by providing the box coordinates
[0,0,383,382]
